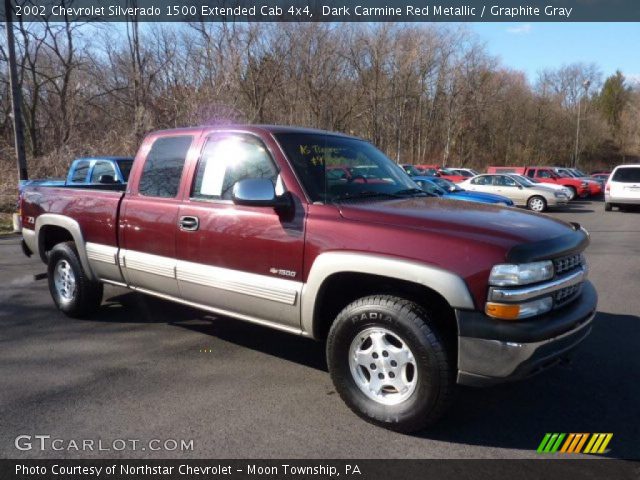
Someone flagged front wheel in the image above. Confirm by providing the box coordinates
[48,242,103,318]
[527,195,547,212]
[326,295,454,432]
[566,186,577,200]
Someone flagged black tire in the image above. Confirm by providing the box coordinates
[326,295,454,433]
[527,195,547,212]
[47,241,103,318]
[566,186,577,200]
[604,202,612,212]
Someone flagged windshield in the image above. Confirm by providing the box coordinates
[275,133,421,203]
[430,176,459,191]
[116,160,133,181]
[402,165,423,176]
[417,180,446,196]
[512,174,535,186]
[509,175,532,187]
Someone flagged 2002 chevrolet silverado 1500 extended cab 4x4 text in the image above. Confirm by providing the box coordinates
[20,125,597,432]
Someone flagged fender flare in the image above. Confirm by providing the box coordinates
[300,251,475,337]
[35,214,96,280]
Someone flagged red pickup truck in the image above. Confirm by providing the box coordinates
[21,125,597,432]
[487,166,593,199]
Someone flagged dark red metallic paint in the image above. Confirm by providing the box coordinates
[21,125,582,311]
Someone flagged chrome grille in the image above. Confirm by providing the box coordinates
[554,283,583,306]
[554,253,583,276]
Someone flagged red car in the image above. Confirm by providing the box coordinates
[21,126,596,432]
[436,168,467,183]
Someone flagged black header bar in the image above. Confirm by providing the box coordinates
[2,0,640,22]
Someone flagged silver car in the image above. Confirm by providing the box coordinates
[459,174,570,212]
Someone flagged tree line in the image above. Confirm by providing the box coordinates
[1,21,639,206]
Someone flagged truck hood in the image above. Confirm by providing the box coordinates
[337,197,575,246]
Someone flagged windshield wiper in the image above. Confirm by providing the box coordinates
[333,191,402,201]
[332,188,428,203]
[392,188,428,197]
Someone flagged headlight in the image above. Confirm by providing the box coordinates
[489,261,554,286]
[486,297,553,320]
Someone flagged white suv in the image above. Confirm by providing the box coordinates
[605,165,640,211]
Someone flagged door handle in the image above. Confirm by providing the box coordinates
[179,216,199,231]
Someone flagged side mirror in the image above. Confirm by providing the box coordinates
[98,174,116,184]
[232,178,291,209]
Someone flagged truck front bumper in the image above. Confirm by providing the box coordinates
[455,281,597,386]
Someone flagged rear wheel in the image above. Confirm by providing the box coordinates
[604,202,612,212]
[527,195,547,212]
[326,295,454,432]
[48,242,103,318]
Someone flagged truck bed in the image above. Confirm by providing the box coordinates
[21,184,125,248]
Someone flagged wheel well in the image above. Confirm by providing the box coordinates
[313,272,458,351]
[38,225,74,263]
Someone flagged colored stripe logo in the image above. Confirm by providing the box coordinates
[537,433,613,454]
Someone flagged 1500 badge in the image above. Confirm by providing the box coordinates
[270,268,297,278]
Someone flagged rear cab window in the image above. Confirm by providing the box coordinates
[70,160,90,183]
[90,161,116,183]
[138,136,193,198]
[612,167,640,183]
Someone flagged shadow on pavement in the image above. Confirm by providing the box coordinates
[92,292,639,458]
[98,291,327,371]
[420,312,640,459]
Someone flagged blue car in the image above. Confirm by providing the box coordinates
[413,176,514,206]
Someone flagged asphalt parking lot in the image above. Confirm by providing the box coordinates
[1,200,638,460]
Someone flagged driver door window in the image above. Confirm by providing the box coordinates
[494,175,517,187]
[192,135,278,200]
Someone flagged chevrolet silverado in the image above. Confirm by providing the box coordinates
[20,125,597,432]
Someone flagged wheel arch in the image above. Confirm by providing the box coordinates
[301,252,475,341]
[35,214,96,280]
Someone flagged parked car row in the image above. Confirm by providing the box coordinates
[401,165,569,212]
[401,164,604,200]
[400,161,640,213]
